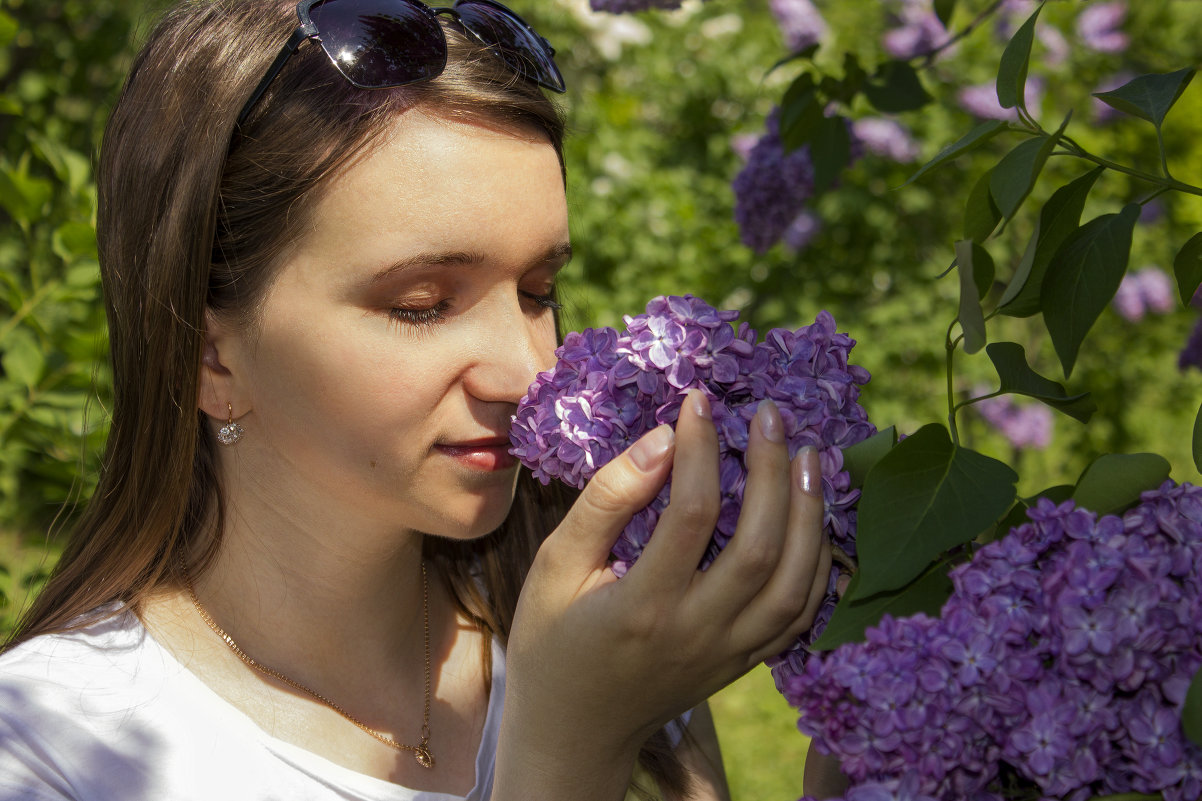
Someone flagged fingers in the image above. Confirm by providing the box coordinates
[700,400,794,606]
[542,423,675,575]
[629,390,723,587]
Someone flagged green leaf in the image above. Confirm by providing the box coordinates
[0,12,15,50]
[934,0,956,28]
[1174,232,1202,306]
[1042,204,1140,377]
[997,217,1040,309]
[964,168,1001,243]
[863,61,932,114]
[903,120,1007,187]
[1000,168,1103,317]
[955,240,992,354]
[52,222,99,262]
[0,167,54,227]
[779,74,823,152]
[1093,68,1196,129]
[766,43,821,76]
[855,424,1019,597]
[996,3,1041,110]
[1,327,46,389]
[1194,399,1202,475]
[988,114,1068,222]
[985,342,1095,423]
[986,484,1075,544]
[842,427,897,490]
[1072,453,1172,516]
[1185,667,1202,748]
[811,114,851,193]
[811,564,953,651]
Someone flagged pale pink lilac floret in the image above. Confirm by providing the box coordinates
[787,483,1202,801]
[510,295,874,671]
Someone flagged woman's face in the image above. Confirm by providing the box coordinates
[226,110,568,540]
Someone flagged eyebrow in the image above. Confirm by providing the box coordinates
[371,242,573,282]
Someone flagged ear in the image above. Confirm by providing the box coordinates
[198,309,251,422]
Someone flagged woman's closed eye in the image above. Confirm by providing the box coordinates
[521,288,563,311]
[389,300,451,329]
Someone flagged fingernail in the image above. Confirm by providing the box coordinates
[798,446,821,497]
[630,424,675,472]
[688,389,711,420]
[755,399,784,443]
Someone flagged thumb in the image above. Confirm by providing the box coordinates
[541,424,676,572]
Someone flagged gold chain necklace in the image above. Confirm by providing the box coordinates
[179,556,434,769]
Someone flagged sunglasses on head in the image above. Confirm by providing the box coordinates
[238,0,565,126]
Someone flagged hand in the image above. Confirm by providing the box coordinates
[493,389,831,800]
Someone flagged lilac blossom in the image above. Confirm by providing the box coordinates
[973,394,1053,450]
[731,108,817,253]
[1113,266,1176,322]
[851,117,921,163]
[770,0,827,52]
[784,484,1202,801]
[1077,1,1129,54]
[510,295,874,673]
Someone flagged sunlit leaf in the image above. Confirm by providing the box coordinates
[996,4,1041,110]
[811,565,953,651]
[842,427,897,490]
[985,342,1095,423]
[1072,453,1171,516]
[1174,232,1202,307]
[903,120,1007,186]
[1093,68,1196,129]
[1000,168,1103,317]
[855,424,1018,597]
[964,168,1001,243]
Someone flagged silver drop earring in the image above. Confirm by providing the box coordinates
[217,402,244,446]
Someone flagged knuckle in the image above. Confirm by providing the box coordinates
[668,495,718,533]
[584,472,634,517]
[733,537,781,578]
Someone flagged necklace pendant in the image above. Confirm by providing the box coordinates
[414,746,434,769]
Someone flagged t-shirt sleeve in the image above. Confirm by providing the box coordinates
[0,698,79,800]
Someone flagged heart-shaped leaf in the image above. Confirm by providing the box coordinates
[811,564,954,651]
[855,424,1018,597]
[1093,68,1196,130]
[1072,453,1171,516]
[985,342,1095,423]
[1042,204,1140,377]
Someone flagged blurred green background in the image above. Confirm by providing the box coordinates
[3,1,1202,798]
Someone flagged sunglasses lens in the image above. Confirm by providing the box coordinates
[454,1,565,92]
[310,0,447,88]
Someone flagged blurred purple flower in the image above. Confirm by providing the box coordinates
[770,0,827,52]
[974,394,1053,450]
[958,76,1043,120]
[1077,1,1129,54]
[1178,318,1202,372]
[589,0,685,11]
[731,108,817,253]
[851,117,921,162]
[882,0,948,59]
[783,211,821,251]
[1113,267,1176,322]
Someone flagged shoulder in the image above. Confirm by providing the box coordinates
[0,606,267,800]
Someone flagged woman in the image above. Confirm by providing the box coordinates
[0,1,833,799]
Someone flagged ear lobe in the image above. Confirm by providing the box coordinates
[198,309,248,421]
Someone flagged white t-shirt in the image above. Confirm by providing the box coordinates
[0,607,503,801]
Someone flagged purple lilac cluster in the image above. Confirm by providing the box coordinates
[1113,266,1176,323]
[510,295,873,662]
[787,483,1202,801]
[732,108,818,254]
[974,394,1053,450]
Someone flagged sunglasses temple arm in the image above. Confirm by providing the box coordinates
[236,26,316,128]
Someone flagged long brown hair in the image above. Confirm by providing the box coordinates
[5,0,690,796]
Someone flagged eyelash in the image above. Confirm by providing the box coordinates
[387,289,562,328]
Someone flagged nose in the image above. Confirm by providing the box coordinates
[463,295,556,405]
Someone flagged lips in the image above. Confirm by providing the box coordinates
[434,437,518,471]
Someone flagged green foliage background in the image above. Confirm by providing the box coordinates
[3,1,1202,796]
